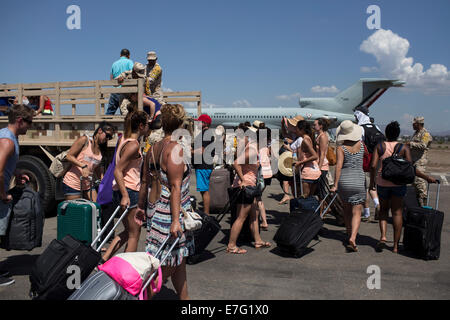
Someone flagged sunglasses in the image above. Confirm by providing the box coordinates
[23,118,33,125]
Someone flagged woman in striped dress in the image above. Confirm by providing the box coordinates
[331,120,366,252]
[145,104,194,300]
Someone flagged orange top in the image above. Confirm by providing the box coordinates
[63,137,102,191]
[112,138,143,191]
[299,140,321,181]
[232,142,259,187]
[376,142,402,187]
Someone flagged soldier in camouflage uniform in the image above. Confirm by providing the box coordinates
[407,116,433,206]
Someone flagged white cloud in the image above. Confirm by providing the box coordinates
[311,85,339,94]
[276,92,301,101]
[232,99,251,107]
[360,66,378,73]
[360,29,450,94]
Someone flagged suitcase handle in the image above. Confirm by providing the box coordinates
[426,180,441,210]
[292,164,303,198]
[91,205,137,251]
[316,192,338,218]
[139,233,182,299]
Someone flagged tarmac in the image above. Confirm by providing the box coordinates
[0,172,449,300]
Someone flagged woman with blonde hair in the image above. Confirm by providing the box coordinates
[145,104,194,300]
[102,109,149,261]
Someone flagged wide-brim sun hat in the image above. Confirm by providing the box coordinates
[278,151,294,177]
[287,115,305,127]
[336,120,362,144]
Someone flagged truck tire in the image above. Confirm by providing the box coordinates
[16,155,56,217]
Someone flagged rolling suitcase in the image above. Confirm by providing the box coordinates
[274,166,338,257]
[29,206,131,300]
[68,235,181,300]
[57,177,101,245]
[403,181,444,260]
[209,168,230,214]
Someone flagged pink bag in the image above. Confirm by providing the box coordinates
[98,252,162,299]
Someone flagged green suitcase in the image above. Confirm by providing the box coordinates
[57,199,101,246]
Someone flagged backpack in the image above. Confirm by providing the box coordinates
[381,143,416,185]
[362,124,385,154]
[0,186,44,251]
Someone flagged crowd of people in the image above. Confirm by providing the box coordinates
[0,51,439,297]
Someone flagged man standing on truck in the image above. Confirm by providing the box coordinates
[106,49,134,115]
[145,51,164,105]
[0,104,34,287]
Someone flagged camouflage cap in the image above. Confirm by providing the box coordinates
[147,51,157,60]
[413,116,424,124]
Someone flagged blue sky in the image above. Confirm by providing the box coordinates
[1,0,449,132]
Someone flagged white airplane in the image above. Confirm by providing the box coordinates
[185,78,405,129]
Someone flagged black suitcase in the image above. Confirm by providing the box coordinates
[29,205,131,300]
[274,168,338,257]
[403,182,444,260]
[1,186,44,251]
[187,212,221,264]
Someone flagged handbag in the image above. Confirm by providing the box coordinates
[181,207,203,231]
[363,143,372,172]
[97,135,122,205]
[49,134,89,178]
[326,145,336,166]
[49,150,71,178]
[381,143,416,185]
[98,251,161,299]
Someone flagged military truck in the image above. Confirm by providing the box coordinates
[0,79,201,216]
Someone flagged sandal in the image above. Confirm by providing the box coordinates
[346,241,358,252]
[226,247,247,254]
[375,240,387,253]
[254,241,271,249]
[260,225,269,231]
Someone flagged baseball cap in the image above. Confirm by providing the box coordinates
[413,116,424,124]
[195,114,212,125]
[147,51,157,60]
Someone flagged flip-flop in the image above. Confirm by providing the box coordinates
[254,241,271,249]
[226,247,247,254]
[346,241,358,252]
[375,240,387,252]
[260,225,269,231]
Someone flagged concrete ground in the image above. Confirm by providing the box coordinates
[0,172,449,300]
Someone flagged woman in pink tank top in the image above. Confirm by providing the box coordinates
[293,120,320,197]
[103,110,149,261]
[63,122,115,201]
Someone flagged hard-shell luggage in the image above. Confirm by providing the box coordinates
[68,235,181,300]
[208,168,231,213]
[0,186,44,251]
[403,181,444,260]
[29,206,131,300]
[57,177,101,245]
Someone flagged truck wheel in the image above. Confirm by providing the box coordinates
[16,155,56,217]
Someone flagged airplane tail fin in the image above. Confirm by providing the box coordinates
[334,79,405,114]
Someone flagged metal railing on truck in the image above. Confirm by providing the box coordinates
[0,79,202,147]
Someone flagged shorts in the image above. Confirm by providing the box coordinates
[196,169,213,192]
[377,185,407,200]
[236,188,257,205]
[0,201,12,236]
[303,178,319,184]
[63,182,81,196]
[113,188,139,208]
